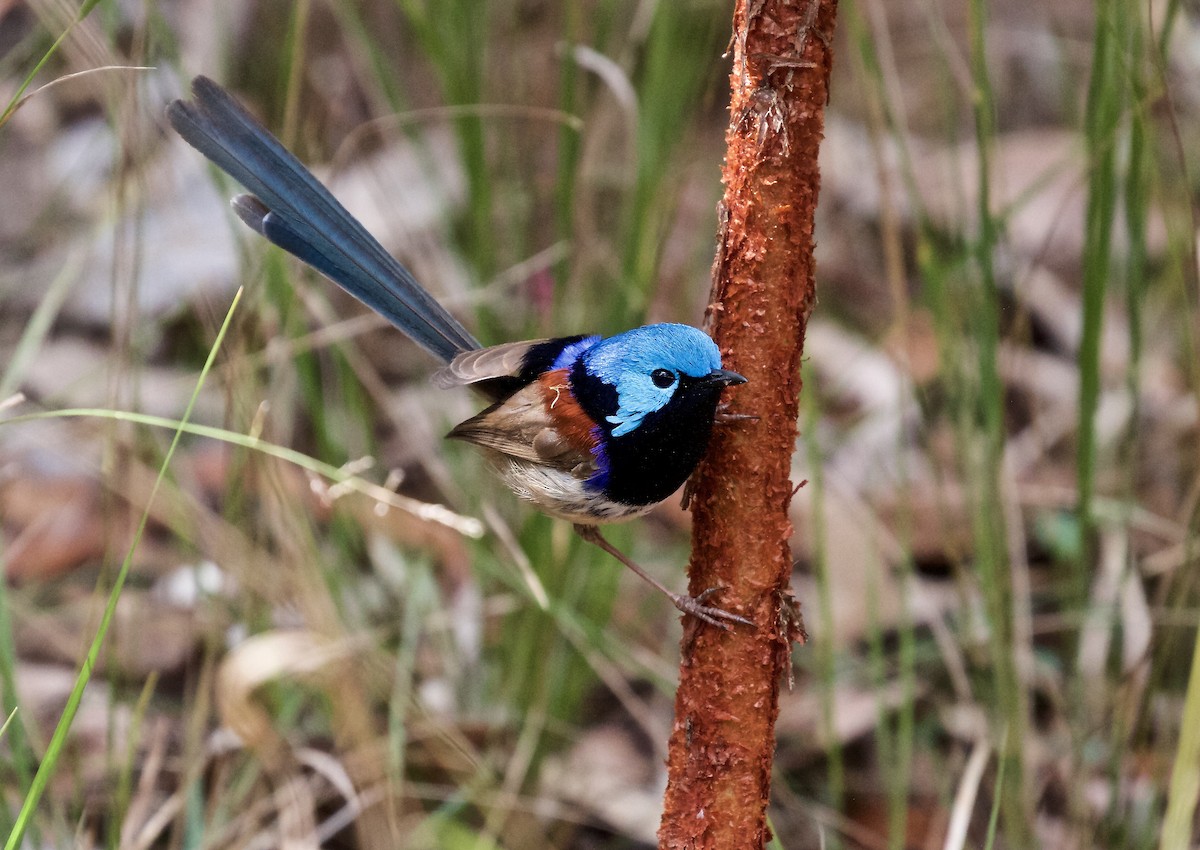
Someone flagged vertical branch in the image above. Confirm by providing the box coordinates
[659,0,837,847]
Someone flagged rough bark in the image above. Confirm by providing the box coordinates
[659,1,837,847]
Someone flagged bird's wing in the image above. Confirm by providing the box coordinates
[431,340,551,389]
[447,383,596,477]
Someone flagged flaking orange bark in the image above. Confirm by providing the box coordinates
[659,1,837,847]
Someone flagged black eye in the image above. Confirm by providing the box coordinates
[651,368,676,388]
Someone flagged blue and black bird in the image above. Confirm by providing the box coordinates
[168,76,750,628]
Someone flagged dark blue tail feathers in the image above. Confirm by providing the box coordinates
[167,76,480,364]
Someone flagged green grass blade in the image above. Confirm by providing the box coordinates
[1,409,484,538]
[2,288,243,850]
[967,0,1029,837]
[0,563,36,839]
[1078,0,1123,585]
[0,707,17,740]
[1160,623,1200,849]
[0,0,105,129]
[0,248,84,400]
[983,728,1009,850]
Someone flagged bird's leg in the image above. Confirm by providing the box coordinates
[573,524,754,629]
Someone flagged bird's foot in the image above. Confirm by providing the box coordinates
[670,586,755,630]
[574,524,754,630]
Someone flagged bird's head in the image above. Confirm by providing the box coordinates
[576,324,745,438]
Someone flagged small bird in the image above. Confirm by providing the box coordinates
[168,76,750,628]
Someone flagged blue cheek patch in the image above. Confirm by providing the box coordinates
[607,415,640,437]
[604,375,677,436]
[606,399,657,436]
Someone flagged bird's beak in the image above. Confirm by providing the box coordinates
[707,368,747,386]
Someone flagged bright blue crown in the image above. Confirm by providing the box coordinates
[582,323,722,437]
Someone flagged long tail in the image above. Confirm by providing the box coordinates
[167,75,480,364]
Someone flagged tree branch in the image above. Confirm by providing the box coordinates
[659,0,837,846]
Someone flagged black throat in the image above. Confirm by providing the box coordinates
[569,363,724,507]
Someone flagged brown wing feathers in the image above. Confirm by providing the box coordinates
[431,340,550,389]
[445,367,599,478]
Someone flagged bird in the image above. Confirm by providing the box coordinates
[167,76,751,628]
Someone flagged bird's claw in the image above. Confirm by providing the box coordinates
[715,405,759,425]
[671,587,755,629]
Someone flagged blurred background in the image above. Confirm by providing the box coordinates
[0,0,1197,847]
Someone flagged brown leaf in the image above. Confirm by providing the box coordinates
[14,590,202,676]
[2,473,115,582]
